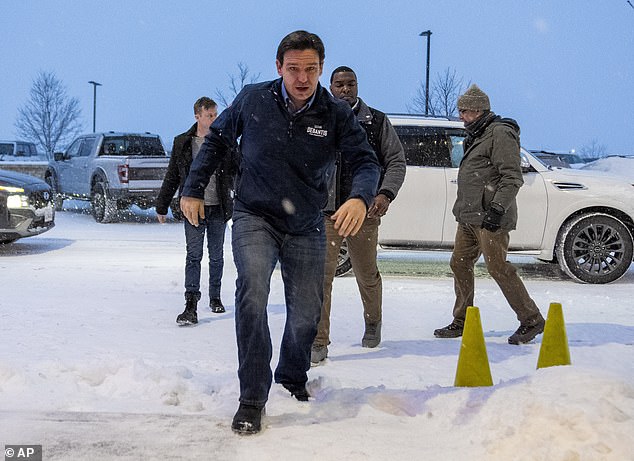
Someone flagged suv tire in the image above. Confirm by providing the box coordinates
[335,239,353,277]
[556,213,633,284]
[91,180,118,223]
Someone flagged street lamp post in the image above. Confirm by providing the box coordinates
[419,30,432,115]
[88,81,102,133]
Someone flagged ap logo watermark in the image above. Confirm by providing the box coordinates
[5,445,42,461]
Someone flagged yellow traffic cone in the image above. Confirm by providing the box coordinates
[454,306,493,387]
[537,302,571,369]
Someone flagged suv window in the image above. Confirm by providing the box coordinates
[449,134,466,167]
[100,136,165,156]
[394,126,466,168]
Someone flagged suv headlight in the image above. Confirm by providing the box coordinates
[0,185,30,209]
[7,194,30,208]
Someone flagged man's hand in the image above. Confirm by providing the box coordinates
[481,202,504,232]
[157,213,167,224]
[331,198,367,237]
[367,193,391,219]
[180,196,205,226]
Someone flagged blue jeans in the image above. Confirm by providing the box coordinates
[184,205,226,300]
[231,211,325,407]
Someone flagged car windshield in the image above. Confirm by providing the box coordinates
[100,136,165,156]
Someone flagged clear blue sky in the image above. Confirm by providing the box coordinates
[2,0,633,154]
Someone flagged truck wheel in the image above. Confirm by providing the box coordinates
[556,213,633,284]
[335,239,353,277]
[170,197,184,221]
[91,181,118,223]
[45,174,64,211]
[116,200,131,211]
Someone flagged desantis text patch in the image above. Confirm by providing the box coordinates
[306,126,328,137]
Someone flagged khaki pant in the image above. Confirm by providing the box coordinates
[314,217,382,346]
[450,222,543,327]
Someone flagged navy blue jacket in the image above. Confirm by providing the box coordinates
[182,78,380,235]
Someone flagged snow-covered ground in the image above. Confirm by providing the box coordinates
[1,207,633,460]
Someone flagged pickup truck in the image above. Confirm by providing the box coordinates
[45,132,175,222]
[0,140,49,181]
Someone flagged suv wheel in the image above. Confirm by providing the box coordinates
[335,239,353,277]
[91,181,118,223]
[556,213,633,284]
[45,174,63,211]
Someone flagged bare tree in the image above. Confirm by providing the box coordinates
[15,71,83,156]
[408,67,468,117]
[578,139,608,160]
[431,68,468,117]
[215,62,261,108]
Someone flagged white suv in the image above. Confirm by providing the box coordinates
[338,114,634,284]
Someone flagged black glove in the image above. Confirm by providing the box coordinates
[482,203,505,232]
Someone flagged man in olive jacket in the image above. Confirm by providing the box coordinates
[434,84,545,345]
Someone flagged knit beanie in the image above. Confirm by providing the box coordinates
[457,84,490,111]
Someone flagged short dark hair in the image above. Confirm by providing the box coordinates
[193,97,217,115]
[330,66,356,83]
[276,30,325,65]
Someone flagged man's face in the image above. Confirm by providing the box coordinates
[458,108,482,124]
[330,71,358,107]
[276,49,323,108]
[195,106,218,133]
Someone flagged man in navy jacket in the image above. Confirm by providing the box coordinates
[181,30,380,435]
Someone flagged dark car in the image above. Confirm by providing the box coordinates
[529,150,586,168]
[0,169,55,243]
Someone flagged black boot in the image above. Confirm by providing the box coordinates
[508,317,546,345]
[210,298,226,314]
[434,321,464,338]
[232,403,265,435]
[176,292,199,326]
[362,321,382,348]
[282,383,310,401]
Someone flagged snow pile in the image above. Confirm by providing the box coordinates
[581,157,634,182]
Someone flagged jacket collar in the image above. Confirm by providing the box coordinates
[355,97,373,123]
[185,123,198,137]
[272,78,328,115]
[181,123,198,162]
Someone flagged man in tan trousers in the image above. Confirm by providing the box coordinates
[311,66,406,364]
